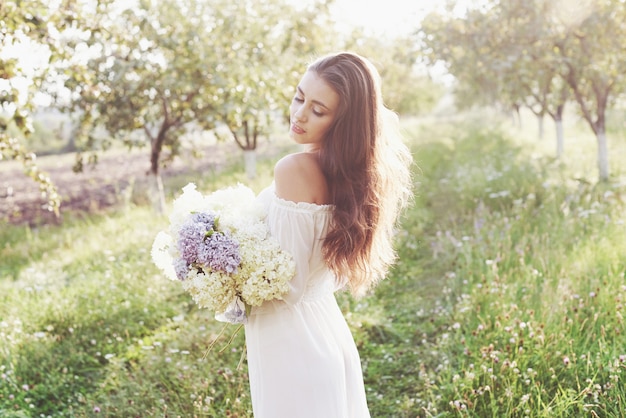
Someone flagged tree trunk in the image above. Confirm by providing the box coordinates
[243,149,257,179]
[555,118,564,159]
[146,120,169,213]
[511,105,522,129]
[537,115,544,140]
[147,171,166,213]
[596,130,609,181]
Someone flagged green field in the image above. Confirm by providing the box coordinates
[1,112,625,417]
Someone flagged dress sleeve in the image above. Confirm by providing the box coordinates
[266,196,330,306]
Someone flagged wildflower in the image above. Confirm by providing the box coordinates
[450,400,466,410]
[563,356,570,366]
[93,406,101,413]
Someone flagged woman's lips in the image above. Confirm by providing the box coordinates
[291,124,305,134]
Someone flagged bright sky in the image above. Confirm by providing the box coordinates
[325,0,480,37]
[328,0,433,37]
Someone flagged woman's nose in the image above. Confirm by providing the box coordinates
[293,105,307,122]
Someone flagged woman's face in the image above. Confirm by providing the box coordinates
[289,70,340,151]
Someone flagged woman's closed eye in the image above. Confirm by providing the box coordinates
[293,96,324,117]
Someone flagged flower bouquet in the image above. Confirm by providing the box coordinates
[151,183,294,324]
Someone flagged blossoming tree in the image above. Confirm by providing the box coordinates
[59,0,337,211]
[0,0,81,215]
[420,0,626,181]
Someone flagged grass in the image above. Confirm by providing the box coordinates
[1,111,625,417]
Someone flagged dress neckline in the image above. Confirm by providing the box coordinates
[272,192,334,212]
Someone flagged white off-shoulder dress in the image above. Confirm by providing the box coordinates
[244,185,370,418]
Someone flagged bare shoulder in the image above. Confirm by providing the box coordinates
[274,152,329,205]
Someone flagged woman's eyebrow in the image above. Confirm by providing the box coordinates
[296,86,330,111]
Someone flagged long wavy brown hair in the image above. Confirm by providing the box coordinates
[308,52,413,297]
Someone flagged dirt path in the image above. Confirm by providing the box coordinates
[0,143,244,226]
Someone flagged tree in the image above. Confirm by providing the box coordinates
[0,0,82,216]
[59,0,339,206]
[207,0,339,178]
[484,0,570,153]
[58,0,232,211]
[419,0,626,177]
[555,0,626,181]
[420,8,508,113]
[344,31,443,116]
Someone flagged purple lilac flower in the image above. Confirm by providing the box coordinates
[196,232,241,273]
[174,258,190,281]
[191,212,216,227]
[177,214,215,264]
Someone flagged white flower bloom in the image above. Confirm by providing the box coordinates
[151,231,176,280]
[152,183,294,319]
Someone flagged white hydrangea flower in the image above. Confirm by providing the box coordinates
[152,182,295,320]
[151,231,177,281]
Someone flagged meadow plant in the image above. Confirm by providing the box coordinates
[392,117,626,417]
[1,117,624,417]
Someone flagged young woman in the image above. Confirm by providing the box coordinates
[244,52,413,417]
